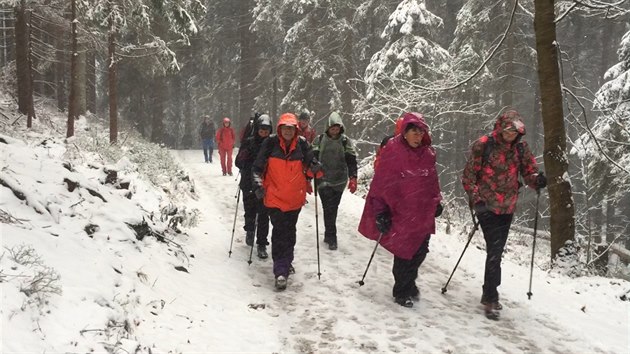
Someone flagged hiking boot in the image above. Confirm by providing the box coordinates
[275,275,287,290]
[395,296,413,308]
[245,231,254,246]
[481,300,503,310]
[229,172,233,176]
[328,241,338,250]
[257,245,268,259]
[223,172,227,176]
[484,303,500,320]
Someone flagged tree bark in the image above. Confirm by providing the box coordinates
[76,42,87,116]
[108,23,117,144]
[534,0,575,259]
[67,0,78,138]
[87,49,96,114]
[237,0,257,127]
[55,21,66,112]
[14,1,30,116]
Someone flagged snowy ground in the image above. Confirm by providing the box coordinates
[1,117,629,353]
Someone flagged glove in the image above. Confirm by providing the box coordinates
[254,187,265,200]
[435,203,443,217]
[306,160,324,179]
[474,202,489,216]
[348,177,357,194]
[310,159,322,174]
[375,212,392,234]
[305,181,313,195]
[536,172,547,190]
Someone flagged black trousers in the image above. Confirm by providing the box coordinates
[242,190,269,245]
[317,186,343,243]
[478,212,514,303]
[268,208,301,277]
[392,236,430,298]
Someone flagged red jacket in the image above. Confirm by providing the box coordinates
[216,120,235,150]
[252,113,317,212]
[359,113,442,260]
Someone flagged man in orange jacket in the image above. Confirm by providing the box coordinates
[252,113,321,290]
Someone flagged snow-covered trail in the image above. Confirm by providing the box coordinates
[173,149,625,354]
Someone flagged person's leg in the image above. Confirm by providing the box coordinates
[392,237,430,300]
[242,191,257,245]
[218,148,227,174]
[269,208,300,278]
[226,147,233,175]
[202,139,210,162]
[479,212,513,303]
[256,199,270,246]
[318,187,343,246]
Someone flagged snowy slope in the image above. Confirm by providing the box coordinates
[1,110,629,353]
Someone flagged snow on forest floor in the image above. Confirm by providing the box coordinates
[1,112,628,353]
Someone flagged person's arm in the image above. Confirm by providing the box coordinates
[344,137,358,178]
[461,139,484,205]
[519,141,541,189]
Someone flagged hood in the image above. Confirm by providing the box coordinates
[401,112,431,146]
[257,114,273,133]
[277,112,298,129]
[395,116,405,135]
[493,110,526,135]
[326,112,345,134]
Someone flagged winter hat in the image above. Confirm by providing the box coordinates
[277,113,299,129]
[299,112,310,121]
[222,117,231,125]
[258,114,273,132]
[498,110,526,134]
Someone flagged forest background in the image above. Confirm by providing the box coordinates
[1,0,629,277]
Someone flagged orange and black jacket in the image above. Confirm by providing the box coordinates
[252,135,316,212]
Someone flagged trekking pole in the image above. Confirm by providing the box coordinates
[247,213,258,265]
[228,188,241,258]
[314,179,321,279]
[357,231,385,286]
[527,189,541,300]
[441,210,479,294]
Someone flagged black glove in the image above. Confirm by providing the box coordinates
[536,172,547,190]
[310,159,322,174]
[375,212,392,234]
[435,203,443,218]
[254,187,265,200]
[474,202,489,216]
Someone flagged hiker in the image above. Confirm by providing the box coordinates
[461,109,547,320]
[298,111,317,144]
[374,116,404,171]
[358,112,443,308]
[216,117,236,176]
[252,112,321,290]
[199,116,216,163]
[312,111,358,250]
[235,114,273,259]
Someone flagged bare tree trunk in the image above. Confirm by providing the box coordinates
[340,7,355,129]
[237,0,257,126]
[534,0,575,259]
[14,1,30,117]
[87,49,96,114]
[150,75,166,143]
[55,21,65,111]
[272,64,278,119]
[67,0,78,138]
[76,41,86,115]
[108,24,117,144]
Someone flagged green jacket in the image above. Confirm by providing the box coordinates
[312,112,358,191]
